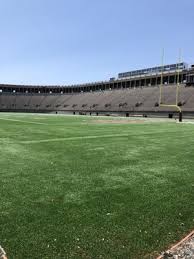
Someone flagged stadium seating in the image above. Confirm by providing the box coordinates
[1,84,194,115]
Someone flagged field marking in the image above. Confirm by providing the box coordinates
[21,133,131,144]
[179,121,194,125]
[21,130,181,144]
[89,147,105,151]
[0,117,48,125]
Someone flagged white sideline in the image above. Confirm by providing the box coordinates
[180,121,194,124]
[0,117,48,125]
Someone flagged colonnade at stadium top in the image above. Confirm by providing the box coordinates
[1,66,194,95]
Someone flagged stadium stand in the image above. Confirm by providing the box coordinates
[1,63,194,117]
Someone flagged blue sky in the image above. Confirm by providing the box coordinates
[0,0,193,85]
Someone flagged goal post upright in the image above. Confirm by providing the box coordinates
[159,48,164,105]
[176,48,182,106]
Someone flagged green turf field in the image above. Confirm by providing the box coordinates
[0,113,194,258]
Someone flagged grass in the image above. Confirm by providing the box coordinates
[0,113,194,258]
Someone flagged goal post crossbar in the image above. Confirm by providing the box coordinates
[159,103,182,113]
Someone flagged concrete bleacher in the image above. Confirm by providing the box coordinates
[1,84,194,115]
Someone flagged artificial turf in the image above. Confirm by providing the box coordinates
[0,113,194,258]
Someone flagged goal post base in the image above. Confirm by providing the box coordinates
[179,111,182,122]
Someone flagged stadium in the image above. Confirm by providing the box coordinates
[1,61,194,258]
[1,0,194,257]
[1,62,194,119]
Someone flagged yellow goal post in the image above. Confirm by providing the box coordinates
[159,49,182,122]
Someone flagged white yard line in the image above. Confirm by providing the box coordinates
[21,133,131,144]
[20,130,181,144]
[0,117,48,125]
